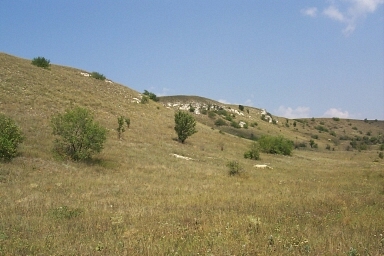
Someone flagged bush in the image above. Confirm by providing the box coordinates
[239,105,244,111]
[258,135,294,156]
[51,107,107,161]
[91,72,106,80]
[226,160,243,176]
[332,117,340,121]
[31,56,50,69]
[117,116,130,139]
[230,121,241,129]
[0,114,24,161]
[141,96,149,104]
[315,125,328,132]
[143,90,159,102]
[174,111,197,143]
[244,142,260,160]
[214,118,227,126]
[208,111,216,119]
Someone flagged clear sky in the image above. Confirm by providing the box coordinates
[1,1,383,120]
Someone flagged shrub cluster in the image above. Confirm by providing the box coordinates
[0,114,24,161]
[31,56,50,69]
[91,72,106,80]
[258,135,294,156]
[143,90,159,102]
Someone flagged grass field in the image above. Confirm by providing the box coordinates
[1,52,384,255]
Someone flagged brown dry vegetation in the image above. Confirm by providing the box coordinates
[1,52,384,255]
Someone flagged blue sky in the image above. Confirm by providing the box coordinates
[1,1,383,120]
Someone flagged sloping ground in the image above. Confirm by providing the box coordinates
[0,53,384,255]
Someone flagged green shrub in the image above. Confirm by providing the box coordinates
[31,56,50,69]
[214,118,227,126]
[315,125,328,132]
[379,152,383,159]
[239,105,244,111]
[174,111,197,143]
[311,134,318,139]
[329,131,336,137]
[244,142,260,160]
[143,90,159,102]
[332,117,340,121]
[226,160,243,176]
[0,114,24,161]
[90,72,106,80]
[230,121,241,129]
[141,96,149,104]
[380,144,384,151]
[51,107,107,161]
[208,111,216,119]
[258,135,294,155]
[117,116,130,139]
[225,115,233,122]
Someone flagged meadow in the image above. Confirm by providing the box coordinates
[1,53,383,255]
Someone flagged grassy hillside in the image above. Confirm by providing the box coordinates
[0,52,384,255]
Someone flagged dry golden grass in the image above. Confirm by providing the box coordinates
[1,52,384,255]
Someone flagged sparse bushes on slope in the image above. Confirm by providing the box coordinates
[258,135,294,156]
[51,107,107,161]
[0,114,24,161]
[174,110,197,143]
[31,56,50,69]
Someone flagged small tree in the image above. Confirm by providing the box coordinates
[239,105,244,111]
[117,116,130,139]
[51,107,107,161]
[0,114,24,161]
[31,57,50,69]
[174,111,197,143]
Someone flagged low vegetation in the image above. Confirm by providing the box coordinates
[0,113,24,161]
[90,71,106,80]
[258,135,294,156]
[31,56,50,69]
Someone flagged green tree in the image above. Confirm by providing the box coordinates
[117,116,130,139]
[174,111,197,143]
[0,114,24,161]
[51,107,107,161]
[31,56,50,69]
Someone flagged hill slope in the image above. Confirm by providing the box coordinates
[1,52,384,255]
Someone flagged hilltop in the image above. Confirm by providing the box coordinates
[0,52,384,255]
